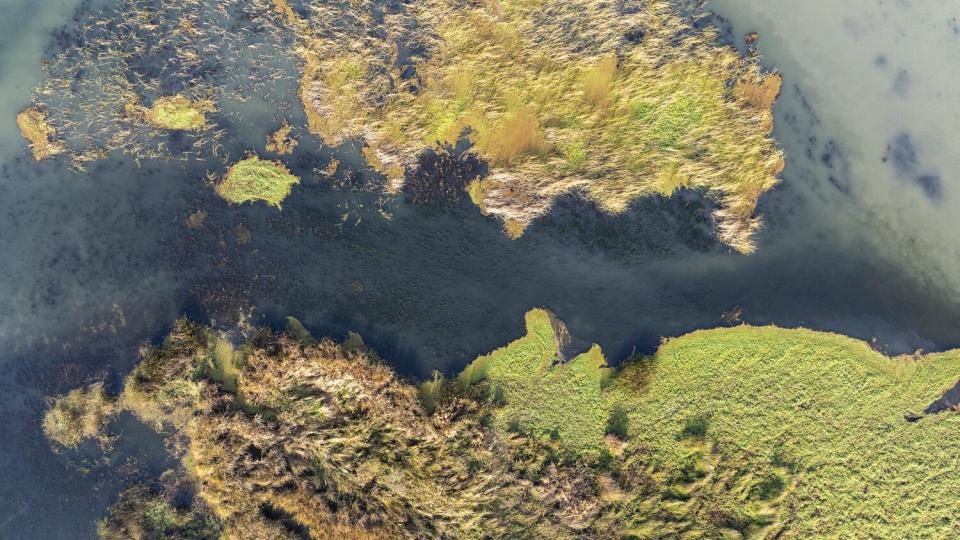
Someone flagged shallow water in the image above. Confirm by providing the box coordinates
[2,1,960,537]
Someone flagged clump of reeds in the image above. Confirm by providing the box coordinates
[140,95,216,131]
[42,382,117,449]
[215,155,300,208]
[265,120,298,154]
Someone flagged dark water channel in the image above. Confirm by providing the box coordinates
[2,0,960,537]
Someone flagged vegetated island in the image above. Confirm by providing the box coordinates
[281,0,783,252]
[48,309,960,538]
[22,0,783,252]
[215,156,300,208]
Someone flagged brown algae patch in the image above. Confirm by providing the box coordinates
[16,107,65,160]
[215,155,299,208]
[284,0,784,253]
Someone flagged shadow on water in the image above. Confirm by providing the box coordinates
[4,1,960,538]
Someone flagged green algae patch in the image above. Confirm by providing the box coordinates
[143,95,215,131]
[42,382,117,449]
[286,0,783,252]
[16,107,65,160]
[215,156,299,208]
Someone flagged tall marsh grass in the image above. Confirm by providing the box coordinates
[288,0,783,252]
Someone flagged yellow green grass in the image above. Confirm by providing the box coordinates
[142,96,214,131]
[289,0,782,252]
[42,382,117,449]
[215,156,299,208]
[458,309,613,450]
[16,107,65,160]
[459,310,960,537]
[623,327,960,537]
[143,95,215,131]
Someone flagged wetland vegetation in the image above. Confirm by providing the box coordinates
[215,156,300,208]
[286,0,783,252]
[13,0,960,537]
[48,311,960,538]
[23,0,781,251]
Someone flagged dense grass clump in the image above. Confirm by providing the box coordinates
[56,311,960,538]
[98,477,222,540]
[141,96,215,131]
[16,107,65,160]
[42,382,117,449]
[283,0,783,252]
[215,156,299,208]
[457,309,613,451]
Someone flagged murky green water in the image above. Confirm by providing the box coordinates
[2,0,960,537]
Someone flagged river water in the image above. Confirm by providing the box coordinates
[2,0,960,537]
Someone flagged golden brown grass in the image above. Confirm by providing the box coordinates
[265,120,298,154]
[17,107,65,160]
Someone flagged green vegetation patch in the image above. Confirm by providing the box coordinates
[625,327,960,537]
[98,478,222,540]
[457,309,614,451]
[144,96,215,131]
[287,0,783,252]
[215,156,299,208]
[460,315,960,537]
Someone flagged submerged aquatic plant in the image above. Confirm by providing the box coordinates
[215,156,299,208]
[26,0,292,165]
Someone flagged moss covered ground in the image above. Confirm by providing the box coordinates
[47,309,960,538]
[215,156,300,208]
